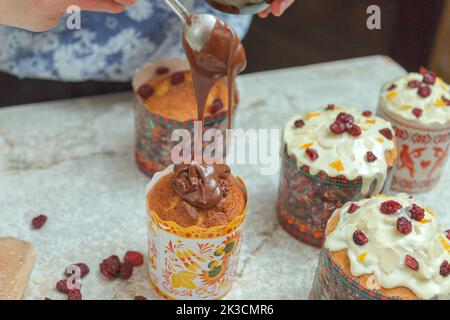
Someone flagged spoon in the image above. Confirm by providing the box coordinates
[165,0,218,52]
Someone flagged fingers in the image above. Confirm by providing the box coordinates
[65,0,131,14]
[259,0,295,18]
[113,0,136,5]
[258,7,272,18]
[272,0,295,16]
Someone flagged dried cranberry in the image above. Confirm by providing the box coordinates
[380,200,402,215]
[137,84,154,99]
[408,80,421,88]
[419,67,428,75]
[56,279,69,294]
[32,214,47,229]
[119,262,134,280]
[440,260,450,277]
[348,124,362,137]
[405,255,419,271]
[443,96,450,106]
[423,71,437,85]
[124,251,144,267]
[305,148,319,161]
[353,230,368,246]
[294,119,305,128]
[418,84,431,98]
[66,263,89,278]
[156,66,169,75]
[68,289,82,300]
[100,255,121,279]
[396,217,412,235]
[379,128,393,140]
[445,229,450,240]
[348,203,360,214]
[366,151,377,162]
[337,113,354,125]
[211,99,223,113]
[330,121,346,134]
[409,204,425,221]
[387,84,397,91]
[362,110,372,117]
[171,72,185,85]
[412,108,423,118]
[326,104,335,110]
[100,262,115,280]
[134,296,148,300]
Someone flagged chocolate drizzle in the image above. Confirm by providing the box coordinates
[182,18,247,129]
[172,163,231,208]
[171,16,246,209]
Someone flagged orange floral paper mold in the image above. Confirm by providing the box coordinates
[132,59,235,178]
[146,165,248,300]
[377,105,450,193]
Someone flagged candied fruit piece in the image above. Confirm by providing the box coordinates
[353,230,368,246]
[380,200,402,215]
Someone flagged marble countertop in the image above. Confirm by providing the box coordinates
[1,55,449,300]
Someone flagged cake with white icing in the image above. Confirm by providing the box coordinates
[313,194,450,300]
[377,68,450,193]
[277,105,398,247]
[379,68,450,128]
[283,105,398,195]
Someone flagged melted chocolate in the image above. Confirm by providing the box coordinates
[172,17,246,209]
[172,163,231,208]
[182,18,247,129]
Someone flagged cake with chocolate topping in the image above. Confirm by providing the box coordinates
[277,105,398,247]
[146,163,248,300]
[137,70,237,121]
[310,194,450,300]
[134,65,238,177]
[148,163,246,228]
[377,68,450,193]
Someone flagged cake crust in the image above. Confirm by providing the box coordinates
[141,71,238,121]
[148,172,246,228]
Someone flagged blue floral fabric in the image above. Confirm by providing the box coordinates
[0,0,252,82]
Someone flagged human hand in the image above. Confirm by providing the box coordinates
[0,0,135,32]
[259,0,295,18]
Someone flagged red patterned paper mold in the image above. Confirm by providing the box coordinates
[309,249,413,300]
[133,60,235,177]
[276,154,394,248]
[378,107,450,193]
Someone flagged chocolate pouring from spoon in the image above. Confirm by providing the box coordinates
[165,0,247,130]
[165,0,248,209]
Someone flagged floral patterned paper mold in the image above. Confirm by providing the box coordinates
[146,166,248,300]
[133,59,235,177]
[277,106,397,247]
[378,71,450,193]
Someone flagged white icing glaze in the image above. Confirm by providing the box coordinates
[283,107,395,195]
[379,73,450,127]
[325,194,450,299]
